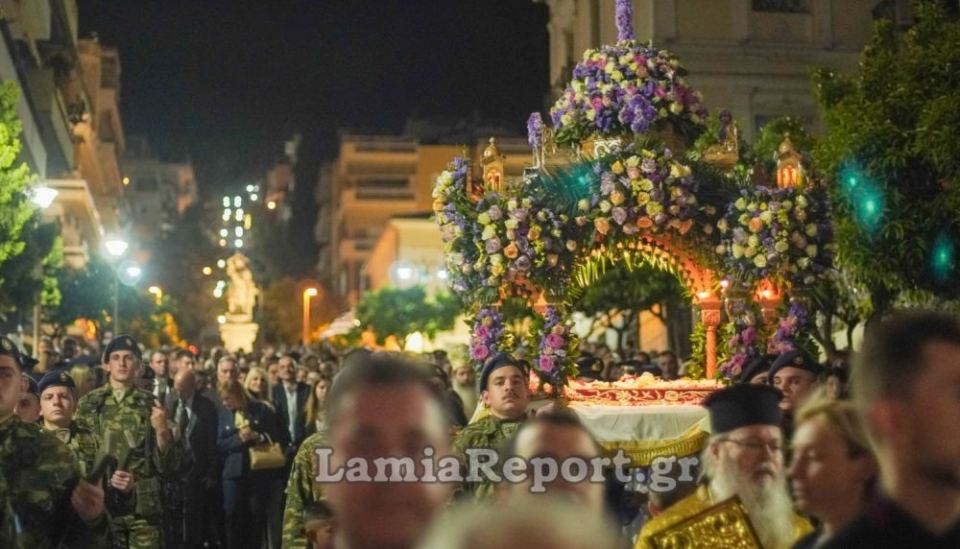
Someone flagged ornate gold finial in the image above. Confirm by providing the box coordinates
[481,137,505,195]
[775,133,805,188]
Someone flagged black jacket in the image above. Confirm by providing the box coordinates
[217,400,284,480]
[166,392,219,482]
[270,382,310,451]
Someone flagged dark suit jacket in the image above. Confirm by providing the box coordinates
[270,382,310,451]
[166,392,219,482]
[217,400,283,480]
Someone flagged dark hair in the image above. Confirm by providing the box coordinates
[505,408,602,457]
[853,310,960,412]
[325,354,446,428]
[175,349,194,361]
[303,500,333,522]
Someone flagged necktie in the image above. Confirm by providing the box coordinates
[176,399,188,435]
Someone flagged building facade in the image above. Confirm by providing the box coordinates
[121,136,197,242]
[538,0,877,141]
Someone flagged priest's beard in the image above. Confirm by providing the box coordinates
[711,460,795,549]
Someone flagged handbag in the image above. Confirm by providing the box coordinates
[248,437,286,470]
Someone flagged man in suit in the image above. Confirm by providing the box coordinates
[168,369,221,548]
[271,355,309,466]
[148,350,172,402]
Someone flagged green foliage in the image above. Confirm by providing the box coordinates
[356,285,461,347]
[0,216,62,319]
[0,82,39,286]
[813,1,960,306]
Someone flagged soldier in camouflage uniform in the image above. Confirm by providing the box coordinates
[281,431,327,549]
[0,334,111,548]
[452,353,531,500]
[75,335,183,549]
[38,369,100,475]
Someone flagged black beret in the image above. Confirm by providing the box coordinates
[703,384,783,435]
[0,335,24,369]
[38,369,76,394]
[768,349,821,383]
[102,334,142,364]
[22,373,39,396]
[67,355,99,368]
[479,353,528,392]
[738,354,777,385]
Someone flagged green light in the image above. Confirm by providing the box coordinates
[931,232,956,283]
[864,199,876,214]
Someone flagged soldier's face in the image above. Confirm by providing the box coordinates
[481,366,529,420]
[772,367,818,412]
[40,386,76,426]
[106,350,140,385]
[0,355,23,419]
[326,385,452,549]
[16,393,40,423]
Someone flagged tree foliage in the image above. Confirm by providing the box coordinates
[356,285,460,347]
[0,215,62,322]
[813,1,960,311]
[571,261,687,354]
[0,82,35,272]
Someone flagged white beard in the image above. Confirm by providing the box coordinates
[711,465,796,549]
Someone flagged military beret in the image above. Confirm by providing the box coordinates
[479,352,528,392]
[768,349,822,383]
[0,335,24,369]
[102,334,142,363]
[22,373,39,396]
[703,384,783,435]
[38,369,76,394]
[738,354,777,385]
[67,355,99,368]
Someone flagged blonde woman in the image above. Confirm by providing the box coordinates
[788,397,877,548]
[244,366,272,405]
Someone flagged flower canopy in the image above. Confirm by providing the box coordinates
[433,3,834,388]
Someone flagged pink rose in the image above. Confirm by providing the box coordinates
[475,326,491,339]
[471,345,490,361]
[539,356,556,373]
[545,333,565,349]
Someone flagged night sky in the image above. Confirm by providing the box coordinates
[77,0,551,195]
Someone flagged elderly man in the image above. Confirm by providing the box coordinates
[75,334,183,548]
[453,353,531,500]
[450,362,478,419]
[825,311,960,547]
[636,384,811,549]
[0,335,110,547]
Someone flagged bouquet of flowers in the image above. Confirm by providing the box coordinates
[715,187,832,287]
[469,307,507,370]
[533,306,579,392]
[549,41,707,147]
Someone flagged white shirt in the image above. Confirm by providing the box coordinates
[284,384,298,440]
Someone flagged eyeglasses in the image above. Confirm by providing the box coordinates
[720,438,782,454]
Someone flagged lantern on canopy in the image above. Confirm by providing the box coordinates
[776,134,806,189]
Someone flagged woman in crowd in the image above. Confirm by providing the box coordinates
[304,375,331,436]
[244,366,272,405]
[217,379,284,548]
[788,397,876,548]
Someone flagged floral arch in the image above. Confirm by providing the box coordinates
[432,3,832,389]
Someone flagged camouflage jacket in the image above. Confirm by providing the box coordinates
[452,414,526,501]
[75,385,183,519]
[0,415,111,548]
[281,431,327,549]
[41,421,100,478]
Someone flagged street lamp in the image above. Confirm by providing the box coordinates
[303,287,319,344]
[103,237,129,336]
[148,285,163,306]
[29,185,59,209]
[104,238,129,258]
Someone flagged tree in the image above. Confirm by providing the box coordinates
[813,1,960,316]
[259,277,342,345]
[355,285,460,348]
[0,81,44,292]
[0,215,62,327]
[571,262,688,355]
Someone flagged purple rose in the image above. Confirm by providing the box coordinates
[515,255,532,272]
[487,206,503,221]
[475,325,491,339]
[539,356,556,373]
[485,238,502,254]
[612,207,628,225]
[545,333,565,349]
[641,158,658,174]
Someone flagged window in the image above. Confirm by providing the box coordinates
[752,0,809,13]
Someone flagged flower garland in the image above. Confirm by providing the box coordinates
[534,306,579,391]
[469,306,507,369]
[719,317,760,380]
[767,300,809,355]
[715,187,832,287]
[549,41,707,146]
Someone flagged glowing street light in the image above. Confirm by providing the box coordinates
[302,287,320,344]
[29,185,58,209]
[267,200,277,210]
[217,315,226,324]
[104,237,129,258]
[202,266,213,276]
[148,285,163,305]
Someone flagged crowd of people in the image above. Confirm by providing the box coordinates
[2,308,959,548]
